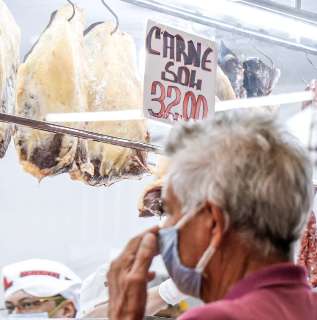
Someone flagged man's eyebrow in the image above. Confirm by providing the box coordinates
[17,298,35,303]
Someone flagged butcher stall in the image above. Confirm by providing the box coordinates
[0,0,316,319]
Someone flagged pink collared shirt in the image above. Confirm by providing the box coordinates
[180,263,317,320]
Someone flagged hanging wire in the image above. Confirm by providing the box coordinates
[251,44,274,68]
[301,77,309,86]
[305,53,317,74]
[302,53,317,86]
[101,0,119,35]
[66,0,76,21]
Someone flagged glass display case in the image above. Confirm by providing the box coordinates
[0,0,316,318]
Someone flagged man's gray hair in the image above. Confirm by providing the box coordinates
[164,110,313,256]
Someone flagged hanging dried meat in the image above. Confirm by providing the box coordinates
[14,5,91,180]
[70,22,148,186]
[243,57,280,97]
[138,68,235,217]
[216,66,236,101]
[297,95,317,288]
[138,157,168,217]
[218,41,246,99]
[0,0,20,158]
[219,42,281,99]
[297,198,317,288]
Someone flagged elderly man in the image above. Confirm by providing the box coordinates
[1,259,81,318]
[108,110,317,319]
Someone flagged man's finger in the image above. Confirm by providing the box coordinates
[123,235,143,254]
[121,226,160,256]
[147,271,156,282]
[131,233,158,275]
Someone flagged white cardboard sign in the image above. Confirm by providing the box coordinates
[143,20,217,124]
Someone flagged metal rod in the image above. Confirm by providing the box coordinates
[101,0,120,34]
[120,0,317,56]
[296,0,301,10]
[237,0,313,23]
[66,0,76,21]
[0,113,162,154]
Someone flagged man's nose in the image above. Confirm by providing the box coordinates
[12,306,25,314]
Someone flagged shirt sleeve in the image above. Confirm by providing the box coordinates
[158,278,188,305]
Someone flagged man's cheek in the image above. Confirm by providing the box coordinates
[179,230,199,268]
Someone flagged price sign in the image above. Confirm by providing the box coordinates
[143,20,217,124]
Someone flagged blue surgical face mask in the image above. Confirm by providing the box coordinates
[8,313,49,318]
[158,210,216,298]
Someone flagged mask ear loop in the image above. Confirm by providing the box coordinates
[196,246,216,273]
[175,204,205,230]
[223,212,230,232]
[175,212,195,230]
[195,212,230,273]
[174,203,231,273]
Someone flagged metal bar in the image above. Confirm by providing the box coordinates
[0,113,162,154]
[237,0,313,23]
[121,0,317,55]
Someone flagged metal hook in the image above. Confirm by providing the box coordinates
[251,44,274,68]
[301,77,309,86]
[66,0,76,21]
[305,53,317,74]
[101,0,119,35]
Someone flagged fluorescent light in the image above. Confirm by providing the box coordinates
[46,110,144,123]
[45,90,314,123]
[138,47,146,77]
[216,91,314,111]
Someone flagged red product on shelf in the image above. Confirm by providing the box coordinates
[298,189,317,288]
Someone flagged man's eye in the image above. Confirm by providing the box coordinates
[21,302,36,309]
[6,306,14,313]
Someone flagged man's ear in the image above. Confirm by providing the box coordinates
[206,202,227,249]
[54,300,76,318]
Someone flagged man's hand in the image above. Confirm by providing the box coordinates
[303,79,317,109]
[107,228,159,320]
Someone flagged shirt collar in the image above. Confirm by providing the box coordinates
[225,263,310,300]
